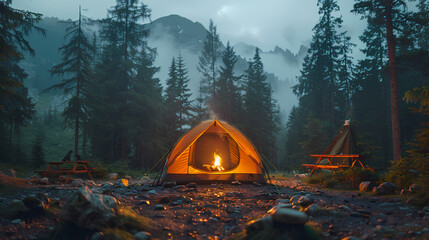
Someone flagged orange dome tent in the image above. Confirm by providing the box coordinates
[158,119,268,184]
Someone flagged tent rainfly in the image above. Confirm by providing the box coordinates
[158,120,268,184]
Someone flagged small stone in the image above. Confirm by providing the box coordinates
[226,205,235,213]
[268,203,293,213]
[373,182,395,195]
[138,200,150,205]
[298,196,313,207]
[246,216,272,233]
[89,232,104,240]
[115,179,129,187]
[275,199,290,204]
[305,204,320,215]
[134,231,151,240]
[154,204,165,210]
[125,175,132,181]
[409,184,421,193]
[40,177,49,185]
[186,182,197,188]
[162,181,176,188]
[231,180,241,185]
[11,219,23,224]
[22,194,48,212]
[71,179,84,187]
[289,195,301,205]
[339,205,351,212]
[359,181,376,192]
[148,190,157,194]
[172,185,186,191]
[341,237,362,240]
[252,182,262,187]
[5,169,16,178]
[108,173,118,180]
[159,197,171,204]
[271,208,308,225]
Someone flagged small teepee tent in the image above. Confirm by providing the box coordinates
[158,120,267,184]
[320,120,355,166]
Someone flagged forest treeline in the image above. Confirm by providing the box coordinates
[0,0,428,179]
[0,0,279,169]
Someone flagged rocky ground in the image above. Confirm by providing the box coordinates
[0,175,428,240]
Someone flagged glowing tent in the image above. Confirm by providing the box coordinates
[158,120,267,184]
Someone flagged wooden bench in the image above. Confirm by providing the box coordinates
[35,161,94,183]
[302,154,365,175]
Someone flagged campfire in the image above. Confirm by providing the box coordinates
[203,152,225,171]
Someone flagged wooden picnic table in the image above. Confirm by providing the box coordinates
[302,154,364,175]
[35,161,94,183]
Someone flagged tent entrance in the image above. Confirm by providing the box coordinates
[190,133,240,172]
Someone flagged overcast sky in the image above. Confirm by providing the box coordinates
[12,0,367,54]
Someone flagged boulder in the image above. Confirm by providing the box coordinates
[245,216,272,233]
[134,231,152,240]
[71,179,84,187]
[409,184,421,193]
[61,186,119,230]
[40,177,49,185]
[271,208,308,225]
[373,182,395,195]
[298,196,313,207]
[359,181,376,192]
[108,173,118,181]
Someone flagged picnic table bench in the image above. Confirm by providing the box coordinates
[35,161,94,183]
[302,154,365,175]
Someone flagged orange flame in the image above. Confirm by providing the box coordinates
[212,152,225,171]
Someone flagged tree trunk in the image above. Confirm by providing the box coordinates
[384,0,402,161]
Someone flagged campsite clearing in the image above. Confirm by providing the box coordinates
[0,176,427,240]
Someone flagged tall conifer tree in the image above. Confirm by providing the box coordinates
[48,6,93,159]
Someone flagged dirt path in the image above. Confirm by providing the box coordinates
[0,177,428,239]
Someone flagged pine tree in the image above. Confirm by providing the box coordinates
[352,0,407,161]
[47,6,93,160]
[244,48,279,160]
[286,0,354,167]
[128,44,164,169]
[175,53,193,129]
[0,1,44,162]
[197,19,222,107]
[214,42,243,122]
[337,33,356,115]
[88,0,152,162]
